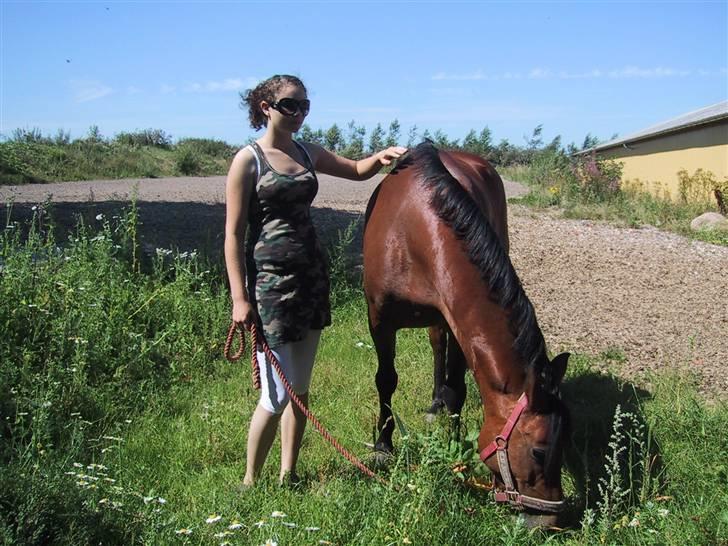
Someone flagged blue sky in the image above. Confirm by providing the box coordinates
[2,0,727,149]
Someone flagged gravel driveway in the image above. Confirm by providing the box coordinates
[2,174,725,397]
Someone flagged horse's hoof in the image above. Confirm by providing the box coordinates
[372,450,394,469]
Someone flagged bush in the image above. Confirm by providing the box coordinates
[175,145,201,175]
[113,128,172,149]
[176,137,236,158]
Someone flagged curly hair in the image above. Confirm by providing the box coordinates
[240,75,307,131]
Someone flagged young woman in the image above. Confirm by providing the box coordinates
[225,74,406,486]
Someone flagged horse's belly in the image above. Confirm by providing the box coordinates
[379,299,445,329]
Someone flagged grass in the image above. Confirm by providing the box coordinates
[505,155,728,247]
[0,139,233,184]
[1,208,726,545]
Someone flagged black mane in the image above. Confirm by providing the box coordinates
[408,141,548,376]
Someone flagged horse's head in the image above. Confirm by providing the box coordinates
[478,352,570,528]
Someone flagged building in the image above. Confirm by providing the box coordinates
[581,101,728,200]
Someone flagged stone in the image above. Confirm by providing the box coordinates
[690,212,728,232]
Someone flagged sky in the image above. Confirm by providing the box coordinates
[2,0,727,149]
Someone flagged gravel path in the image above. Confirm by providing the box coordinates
[2,175,725,397]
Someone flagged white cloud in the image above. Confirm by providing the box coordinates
[528,68,552,79]
[432,70,488,81]
[432,66,696,82]
[126,86,141,94]
[70,80,113,103]
[160,84,176,94]
[607,66,690,78]
[185,77,258,93]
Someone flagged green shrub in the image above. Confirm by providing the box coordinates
[174,146,202,175]
[176,137,236,158]
[113,128,172,149]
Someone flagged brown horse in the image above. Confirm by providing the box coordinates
[363,142,570,527]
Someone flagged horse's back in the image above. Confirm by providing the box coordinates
[363,143,509,321]
[364,146,508,252]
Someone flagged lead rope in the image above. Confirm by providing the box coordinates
[225,322,386,484]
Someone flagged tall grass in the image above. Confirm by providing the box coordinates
[1,208,726,544]
[509,151,728,246]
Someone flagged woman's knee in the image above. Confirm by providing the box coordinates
[259,390,289,415]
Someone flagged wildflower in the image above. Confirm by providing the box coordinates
[281,521,297,528]
[305,526,321,532]
[658,508,669,517]
[228,521,243,530]
[403,539,412,544]
[252,520,266,528]
[271,511,287,518]
[175,528,193,535]
[143,496,154,504]
[206,514,222,524]
[96,214,104,221]
[261,541,277,546]
[214,531,233,538]
[99,498,109,505]
[628,517,640,527]
[158,497,167,504]
[319,541,333,545]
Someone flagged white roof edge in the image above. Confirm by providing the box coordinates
[577,100,728,154]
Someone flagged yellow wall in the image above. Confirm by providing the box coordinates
[597,120,728,200]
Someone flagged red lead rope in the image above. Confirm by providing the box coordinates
[224,322,384,484]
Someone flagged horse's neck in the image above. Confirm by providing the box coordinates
[431,241,527,394]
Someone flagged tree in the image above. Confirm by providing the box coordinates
[324,124,344,152]
[407,125,418,147]
[385,119,401,148]
[462,129,479,155]
[368,123,385,154]
[342,120,366,159]
[478,127,493,157]
[297,124,315,143]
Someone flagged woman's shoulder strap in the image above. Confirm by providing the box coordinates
[293,140,315,172]
[243,143,262,181]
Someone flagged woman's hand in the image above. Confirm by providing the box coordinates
[376,146,408,166]
[232,299,257,329]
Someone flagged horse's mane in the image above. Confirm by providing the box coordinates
[403,141,548,377]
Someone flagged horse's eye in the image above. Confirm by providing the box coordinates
[531,447,546,466]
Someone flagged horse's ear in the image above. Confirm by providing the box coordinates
[550,352,570,386]
[527,352,570,410]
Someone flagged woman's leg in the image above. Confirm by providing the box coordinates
[244,341,292,485]
[243,404,281,486]
[280,330,321,482]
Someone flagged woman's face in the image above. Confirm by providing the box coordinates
[263,84,308,133]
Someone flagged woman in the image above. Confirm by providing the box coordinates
[225,74,406,486]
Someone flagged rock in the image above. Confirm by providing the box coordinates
[690,212,728,232]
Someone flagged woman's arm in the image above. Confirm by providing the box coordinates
[304,142,407,181]
[224,147,257,326]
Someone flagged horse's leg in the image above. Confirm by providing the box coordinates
[369,320,398,458]
[425,325,447,422]
[441,332,467,415]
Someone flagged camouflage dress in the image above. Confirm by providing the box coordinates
[245,141,331,349]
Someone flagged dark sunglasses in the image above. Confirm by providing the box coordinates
[270,97,310,117]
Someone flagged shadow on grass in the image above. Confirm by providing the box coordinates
[2,200,368,269]
[559,367,659,526]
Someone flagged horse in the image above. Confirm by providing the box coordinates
[363,141,570,527]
